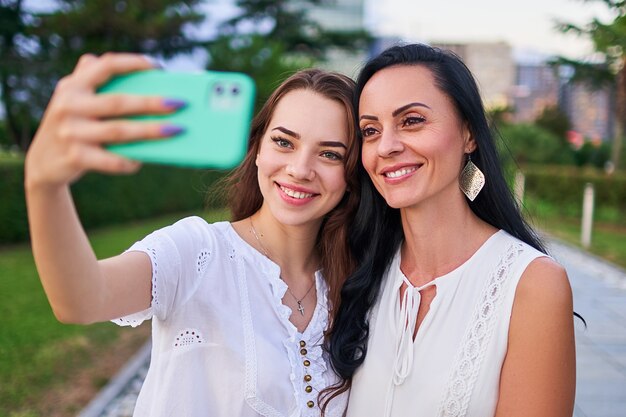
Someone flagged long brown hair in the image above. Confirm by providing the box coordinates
[220,68,360,323]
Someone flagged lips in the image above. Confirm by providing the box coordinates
[381,164,421,180]
[384,166,417,178]
[279,185,315,199]
[275,182,318,203]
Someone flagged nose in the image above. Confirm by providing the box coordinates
[377,129,404,157]
[286,153,315,181]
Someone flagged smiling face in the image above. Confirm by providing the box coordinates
[255,88,349,228]
[359,64,476,210]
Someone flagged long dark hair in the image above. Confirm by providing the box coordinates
[220,68,360,322]
[322,43,546,407]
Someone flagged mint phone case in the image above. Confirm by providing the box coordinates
[98,70,255,169]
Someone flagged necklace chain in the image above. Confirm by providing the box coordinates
[249,218,315,316]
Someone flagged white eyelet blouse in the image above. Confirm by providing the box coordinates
[112,216,348,417]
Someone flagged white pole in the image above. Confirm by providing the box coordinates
[514,171,525,206]
[581,183,595,249]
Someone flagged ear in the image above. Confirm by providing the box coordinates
[462,123,477,154]
[255,153,260,167]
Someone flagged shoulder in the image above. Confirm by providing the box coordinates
[161,216,229,244]
[515,256,572,313]
[139,216,233,261]
[497,257,576,416]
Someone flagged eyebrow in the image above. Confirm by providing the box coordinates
[272,126,300,139]
[272,127,347,149]
[392,102,431,117]
[319,141,347,149]
[359,102,432,121]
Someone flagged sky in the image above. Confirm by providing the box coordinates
[364,0,615,61]
[23,0,619,65]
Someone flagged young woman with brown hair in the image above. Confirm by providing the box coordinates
[25,53,359,417]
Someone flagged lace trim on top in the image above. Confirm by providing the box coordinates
[438,242,524,417]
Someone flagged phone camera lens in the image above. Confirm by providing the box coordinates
[231,86,240,96]
[215,84,224,95]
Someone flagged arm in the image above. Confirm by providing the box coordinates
[495,257,576,417]
[25,53,179,324]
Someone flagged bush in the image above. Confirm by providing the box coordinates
[574,141,612,168]
[498,123,575,167]
[522,165,626,226]
[0,159,225,244]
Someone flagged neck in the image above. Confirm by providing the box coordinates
[399,190,496,286]
[246,206,320,285]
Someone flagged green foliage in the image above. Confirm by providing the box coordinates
[222,0,370,60]
[556,0,626,169]
[522,164,626,226]
[0,159,226,244]
[0,1,45,151]
[497,123,576,166]
[209,0,371,104]
[0,119,10,149]
[0,0,209,151]
[33,0,206,74]
[573,140,613,168]
[534,105,572,141]
[207,34,313,106]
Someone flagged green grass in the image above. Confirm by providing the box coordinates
[0,209,229,417]
[0,150,24,164]
[524,196,626,269]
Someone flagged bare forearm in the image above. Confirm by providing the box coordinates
[26,182,106,323]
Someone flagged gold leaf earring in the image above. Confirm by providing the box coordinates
[459,154,485,201]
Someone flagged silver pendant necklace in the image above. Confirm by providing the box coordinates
[249,218,315,316]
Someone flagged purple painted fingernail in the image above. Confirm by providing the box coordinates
[161,124,185,136]
[163,98,187,110]
[143,55,163,69]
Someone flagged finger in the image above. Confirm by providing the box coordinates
[74,119,184,145]
[74,53,98,72]
[73,53,155,90]
[70,94,186,118]
[68,144,142,175]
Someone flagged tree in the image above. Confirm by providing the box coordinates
[1,0,208,151]
[0,0,41,150]
[499,123,576,166]
[556,0,626,170]
[33,0,206,74]
[534,105,572,143]
[207,0,371,103]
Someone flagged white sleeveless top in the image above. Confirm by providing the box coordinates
[347,230,545,417]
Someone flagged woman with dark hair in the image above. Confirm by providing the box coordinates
[25,53,359,416]
[326,44,575,416]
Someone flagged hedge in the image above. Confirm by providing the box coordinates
[522,165,626,225]
[1,159,226,244]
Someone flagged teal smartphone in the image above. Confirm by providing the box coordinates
[98,69,255,169]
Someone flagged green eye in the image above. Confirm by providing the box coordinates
[271,136,292,148]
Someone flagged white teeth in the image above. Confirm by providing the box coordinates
[384,167,417,178]
[280,185,314,199]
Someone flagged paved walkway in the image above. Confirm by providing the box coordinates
[549,240,626,417]
[79,238,626,417]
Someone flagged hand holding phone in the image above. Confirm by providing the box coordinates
[98,70,255,169]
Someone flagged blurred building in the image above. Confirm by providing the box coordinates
[510,63,560,123]
[511,62,614,140]
[433,41,614,141]
[431,41,515,110]
[561,81,614,141]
